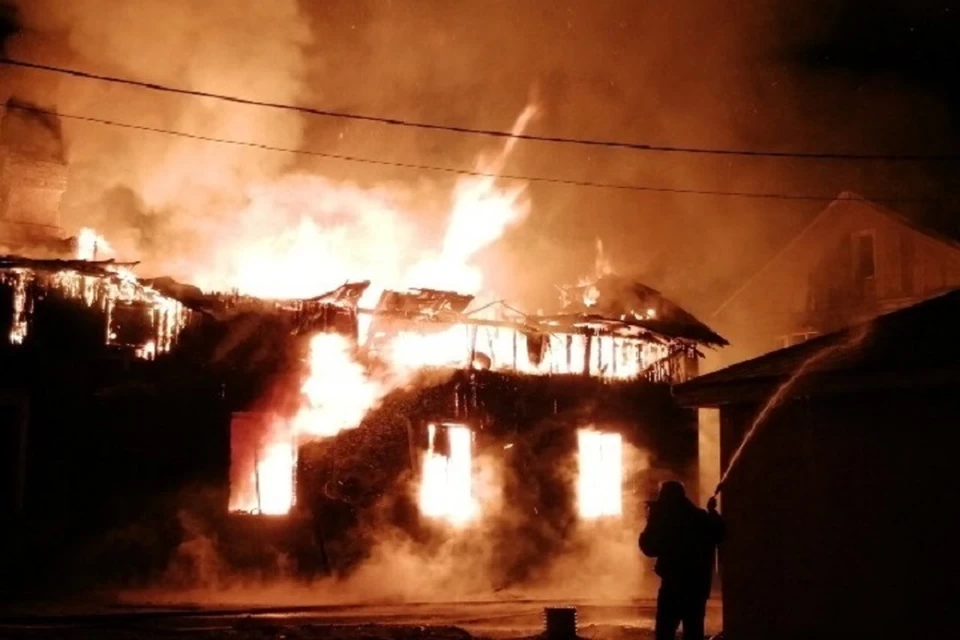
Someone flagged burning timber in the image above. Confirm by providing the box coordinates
[1,255,189,358]
[1,257,723,376]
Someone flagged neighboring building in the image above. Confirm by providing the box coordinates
[706,192,960,371]
[677,290,958,640]
[0,101,68,251]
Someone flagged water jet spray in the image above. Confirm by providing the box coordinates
[712,323,872,498]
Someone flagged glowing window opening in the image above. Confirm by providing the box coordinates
[419,423,478,526]
[577,429,623,518]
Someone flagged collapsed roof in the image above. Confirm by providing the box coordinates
[557,275,728,347]
[1,253,727,356]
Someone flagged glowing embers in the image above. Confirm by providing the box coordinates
[577,429,623,518]
[419,423,478,526]
[7,270,28,344]
[229,413,297,516]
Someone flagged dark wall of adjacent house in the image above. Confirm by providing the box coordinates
[0,292,306,597]
[717,391,953,640]
[706,199,960,373]
[0,345,233,596]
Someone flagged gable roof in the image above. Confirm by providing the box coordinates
[711,192,960,319]
[676,287,960,406]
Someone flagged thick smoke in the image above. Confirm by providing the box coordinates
[119,437,660,606]
[1,0,535,299]
[4,0,315,279]
[2,97,65,161]
[6,1,956,311]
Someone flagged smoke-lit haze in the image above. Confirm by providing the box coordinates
[2,0,958,311]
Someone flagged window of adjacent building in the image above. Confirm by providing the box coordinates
[854,231,876,280]
[899,233,915,295]
[780,331,819,349]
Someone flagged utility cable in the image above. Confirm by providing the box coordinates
[4,57,959,162]
[1,102,951,205]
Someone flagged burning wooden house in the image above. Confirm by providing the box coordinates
[219,276,726,581]
[1,97,726,591]
[0,246,726,586]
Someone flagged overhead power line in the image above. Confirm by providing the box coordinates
[3,57,959,163]
[2,102,946,206]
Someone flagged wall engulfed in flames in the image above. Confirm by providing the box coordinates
[228,332,382,516]
[226,317,673,519]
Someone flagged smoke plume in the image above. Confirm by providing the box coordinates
[5,1,956,312]
[4,0,313,277]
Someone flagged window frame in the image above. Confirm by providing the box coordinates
[853,229,877,281]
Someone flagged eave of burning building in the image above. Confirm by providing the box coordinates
[1,253,190,358]
[1,255,726,374]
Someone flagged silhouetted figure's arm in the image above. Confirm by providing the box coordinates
[639,503,664,557]
[706,497,726,545]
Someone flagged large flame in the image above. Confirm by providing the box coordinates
[404,106,536,294]
[228,106,540,516]
[577,428,623,518]
[384,325,472,372]
[293,332,383,438]
[192,105,537,303]
[231,332,383,515]
[194,178,415,300]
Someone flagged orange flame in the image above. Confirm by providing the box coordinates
[253,436,298,516]
[76,227,114,261]
[383,325,472,372]
[404,106,536,295]
[293,332,383,438]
